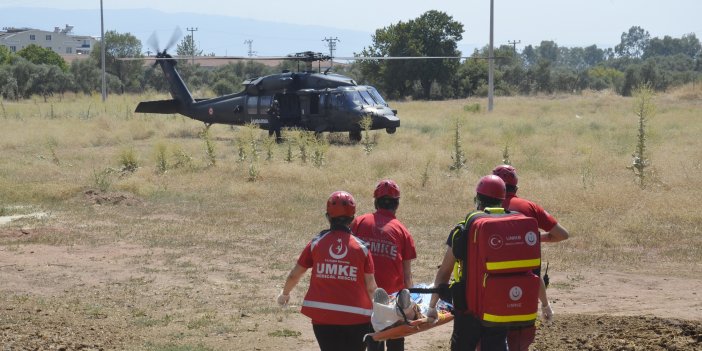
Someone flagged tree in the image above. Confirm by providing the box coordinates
[457,53,489,96]
[537,41,559,63]
[583,45,605,67]
[70,57,101,94]
[615,26,650,59]
[621,66,639,96]
[176,34,203,58]
[644,33,701,59]
[9,58,37,98]
[16,44,68,71]
[0,66,19,99]
[358,10,463,99]
[27,64,74,101]
[91,30,144,93]
[639,60,667,91]
[522,45,537,67]
[533,60,553,93]
[0,45,11,65]
[212,79,236,95]
[587,66,624,91]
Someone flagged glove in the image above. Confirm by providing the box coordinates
[426,307,438,323]
[541,304,554,322]
[277,292,290,307]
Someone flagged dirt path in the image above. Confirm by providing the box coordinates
[1,243,700,350]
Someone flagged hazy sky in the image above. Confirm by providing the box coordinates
[3,0,701,52]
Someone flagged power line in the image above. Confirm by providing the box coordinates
[186,27,198,64]
[508,40,521,54]
[100,0,106,102]
[322,36,340,67]
[488,0,494,112]
[244,39,256,57]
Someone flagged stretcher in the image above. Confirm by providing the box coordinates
[366,284,454,342]
[367,309,454,341]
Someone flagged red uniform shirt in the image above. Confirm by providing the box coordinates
[297,229,375,325]
[503,193,558,232]
[351,209,417,294]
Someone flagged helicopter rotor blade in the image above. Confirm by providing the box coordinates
[147,31,160,53]
[335,56,472,60]
[164,26,183,52]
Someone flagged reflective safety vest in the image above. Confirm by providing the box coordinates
[301,230,373,325]
[450,208,541,327]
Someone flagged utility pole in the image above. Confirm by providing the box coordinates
[244,39,256,57]
[508,39,521,54]
[186,27,198,64]
[100,0,106,102]
[322,36,340,68]
[488,0,494,112]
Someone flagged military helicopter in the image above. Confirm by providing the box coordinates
[132,32,400,141]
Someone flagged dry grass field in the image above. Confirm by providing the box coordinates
[1,87,701,350]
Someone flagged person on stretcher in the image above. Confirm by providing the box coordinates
[370,288,424,331]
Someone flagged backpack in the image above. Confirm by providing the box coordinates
[450,208,541,327]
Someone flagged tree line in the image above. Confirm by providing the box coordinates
[1,11,700,101]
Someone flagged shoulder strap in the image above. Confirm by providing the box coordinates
[450,211,486,267]
[450,211,484,243]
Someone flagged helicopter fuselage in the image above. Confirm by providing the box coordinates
[187,84,399,133]
[136,57,399,137]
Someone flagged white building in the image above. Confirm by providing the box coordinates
[0,25,96,55]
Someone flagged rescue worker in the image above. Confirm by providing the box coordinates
[267,99,283,143]
[351,179,417,351]
[277,191,378,351]
[426,175,510,351]
[492,164,570,351]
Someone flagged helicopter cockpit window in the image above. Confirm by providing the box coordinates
[359,91,377,105]
[368,87,388,106]
[344,91,365,106]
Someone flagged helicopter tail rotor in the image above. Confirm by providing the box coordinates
[164,26,183,54]
[147,31,161,54]
[146,27,182,65]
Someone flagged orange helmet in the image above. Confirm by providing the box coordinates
[492,164,518,186]
[326,191,356,218]
[373,179,401,199]
[476,175,506,200]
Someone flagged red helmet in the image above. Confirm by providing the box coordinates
[373,179,401,199]
[492,164,518,187]
[326,191,356,218]
[476,175,506,200]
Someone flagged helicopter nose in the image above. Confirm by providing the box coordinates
[370,110,400,129]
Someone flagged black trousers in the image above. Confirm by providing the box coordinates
[312,322,373,351]
[268,116,282,142]
[451,314,507,351]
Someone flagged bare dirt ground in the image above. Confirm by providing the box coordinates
[1,231,700,350]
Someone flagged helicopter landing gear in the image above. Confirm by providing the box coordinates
[385,127,396,134]
[349,130,362,142]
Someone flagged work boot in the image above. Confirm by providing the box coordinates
[395,289,416,321]
[396,289,411,310]
[373,288,390,305]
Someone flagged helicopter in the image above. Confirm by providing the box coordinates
[134,48,400,142]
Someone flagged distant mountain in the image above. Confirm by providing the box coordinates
[1,7,375,58]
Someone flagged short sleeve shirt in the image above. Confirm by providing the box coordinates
[351,209,416,294]
[503,193,558,232]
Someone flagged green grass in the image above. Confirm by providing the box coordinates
[1,86,702,349]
